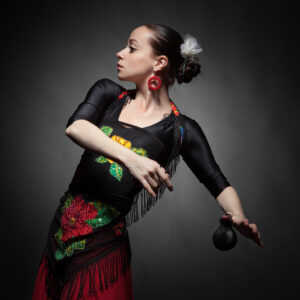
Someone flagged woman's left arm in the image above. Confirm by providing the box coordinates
[180,115,264,248]
[216,186,264,247]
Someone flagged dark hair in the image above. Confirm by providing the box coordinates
[143,24,201,87]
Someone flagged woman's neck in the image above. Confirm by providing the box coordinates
[133,83,171,113]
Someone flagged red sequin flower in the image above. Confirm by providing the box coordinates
[112,221,125,236]
[61,195,98,243]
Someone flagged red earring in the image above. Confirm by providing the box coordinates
[148,75,162,91]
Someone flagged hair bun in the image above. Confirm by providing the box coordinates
[144,24,203,86]
[176,59,201,84]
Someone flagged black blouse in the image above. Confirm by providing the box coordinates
[66,78,231,202]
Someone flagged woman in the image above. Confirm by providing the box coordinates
[32,24,263,300]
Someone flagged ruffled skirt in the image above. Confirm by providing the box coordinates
[32,246,134,300]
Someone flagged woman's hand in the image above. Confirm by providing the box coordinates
[124,154,173,197]
[222,213,264,248]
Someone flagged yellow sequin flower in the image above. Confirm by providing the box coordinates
[95,125,148,181]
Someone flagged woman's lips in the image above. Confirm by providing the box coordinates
[117,64,123,68]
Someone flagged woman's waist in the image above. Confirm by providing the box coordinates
[47,208,129,264]
[51,190,126,253]
[63,186,136,213]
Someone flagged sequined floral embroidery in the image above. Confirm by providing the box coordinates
[54,228,87,261]
[85,201,121,228]
[112,221,125,236]
[54,193,121,261]
[60,195,98,243]
[95,125,148,181]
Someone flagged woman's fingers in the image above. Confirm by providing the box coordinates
[128,157,174,197]
[157,166,173,191]
[249,223,257,234]
[248,224,264,247]
[140,177,157,197]
[224,214,264,247]
[142,166,174,197]
[242,224,264,247]
[145,174,160,194]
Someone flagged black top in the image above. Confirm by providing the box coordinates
[66,78,231,206]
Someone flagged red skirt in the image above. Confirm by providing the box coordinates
[32,252,134,300]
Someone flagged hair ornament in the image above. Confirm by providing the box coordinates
[180,33,203,74]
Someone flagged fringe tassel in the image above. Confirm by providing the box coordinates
[43,250,64,300]
[125,154,182,227]
[61,238,131,299]
[41,236,131,300]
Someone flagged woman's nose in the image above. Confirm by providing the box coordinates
[116,51,123,59]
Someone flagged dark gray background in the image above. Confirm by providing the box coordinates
[1,0,299,299]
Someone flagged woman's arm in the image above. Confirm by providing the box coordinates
[218,186,263,247]
[66,119,137,165]
[216,186,245,216]
[66,120,173,196]
[65,78,124,129]
[180,114,231,200]
[65,78,129,163]
[180,115,263,247]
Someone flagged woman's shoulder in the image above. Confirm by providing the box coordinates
[180,113,210,143]
[181,113,202,131]
[93,78,126,97]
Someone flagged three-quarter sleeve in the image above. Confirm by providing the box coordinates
[66,78,125,128]
[180,115,231,198]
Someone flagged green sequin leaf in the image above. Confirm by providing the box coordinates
[85,202,120,228]
[61,194,73,213]
[110,162,123,181]
[54,227,65,248]
[86,217,107,228]
[100,126,114,136]
[54,250,64,261]
[54,239,87,261]
[95,156,108,163]
[85,213,119,228]
[131,147,148,157]
[93,201,103,211]
[93,130,149,182]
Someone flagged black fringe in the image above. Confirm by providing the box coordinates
[64,239,130,299]
[110,92,187,226]
[125,154,181,227]
[124,96,186,228]
[43,250,64,300]
[42,235,131,300]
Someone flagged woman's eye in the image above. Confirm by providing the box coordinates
[128,46,136,52]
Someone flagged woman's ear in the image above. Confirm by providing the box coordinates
[154,55,168,72]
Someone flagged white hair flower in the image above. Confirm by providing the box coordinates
[180,33,203,62]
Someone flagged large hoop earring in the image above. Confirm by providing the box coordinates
[147,75,162,91]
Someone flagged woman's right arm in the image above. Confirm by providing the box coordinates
[65,78,132,164]
[65,79,173,196]
[66,119,136,165]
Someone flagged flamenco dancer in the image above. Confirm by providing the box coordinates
[32,24,263,300]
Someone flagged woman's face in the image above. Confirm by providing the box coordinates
[116,26,165,85]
